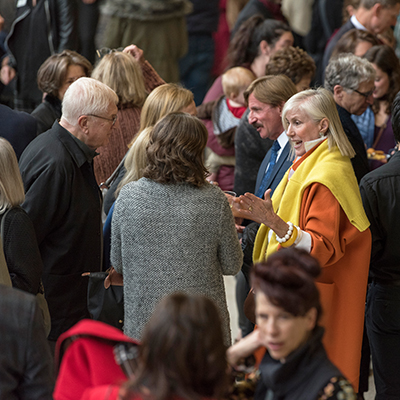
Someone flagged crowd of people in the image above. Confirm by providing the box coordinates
[1,0,400,399]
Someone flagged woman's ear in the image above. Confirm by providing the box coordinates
[319,118,329,135]
[306,307,318,330]
[259,40,271,56]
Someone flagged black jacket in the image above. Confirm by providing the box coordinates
[19,121,102,340]
[336,104,369,183]
[360,151,400,282]
[234,109,273,196]
[31,94,62,135]
[255,327,343,400]
[0,285,54,399]
[6,0,77,108]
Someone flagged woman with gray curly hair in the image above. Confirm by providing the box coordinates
[324,53,376,182]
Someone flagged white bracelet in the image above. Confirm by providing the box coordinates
[276,222,294,243]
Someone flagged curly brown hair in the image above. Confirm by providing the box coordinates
[264,46,316,86]
[143,113,208,187]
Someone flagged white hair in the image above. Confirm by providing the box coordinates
[62,77,119,126]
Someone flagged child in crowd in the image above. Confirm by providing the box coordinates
[198,67,256,183]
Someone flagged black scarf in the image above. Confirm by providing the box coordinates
[255,327,341,400]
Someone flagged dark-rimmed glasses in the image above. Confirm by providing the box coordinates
[84,114,118,126]
[346,87,374,98]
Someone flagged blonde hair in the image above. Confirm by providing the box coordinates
[0,138,25,213]
[92,52,147,107]
[117,84,195,195]
[138,84,194,134]
[282,88,355,158]
[116,127,152,197]
[222,67,256,98]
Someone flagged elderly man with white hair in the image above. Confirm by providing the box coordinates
[19,78,118,346]
[325,53,376,182]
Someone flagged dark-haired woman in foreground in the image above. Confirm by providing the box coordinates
[228,248,356,400]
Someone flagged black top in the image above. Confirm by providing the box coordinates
[0,207,42,295]
[336,103,369,183]
[255,327,352,400]
[31,94,62,135]
[360,151,400,282]
[185,0,219,35]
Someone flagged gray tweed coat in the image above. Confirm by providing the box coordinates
[111,178,243,343]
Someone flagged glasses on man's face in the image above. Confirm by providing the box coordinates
[347,87,374,99]
[96,47,124,60]
[85,114,118,126]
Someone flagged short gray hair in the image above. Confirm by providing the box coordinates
[282,88,355,158]
[360,0,400,9]
[0,138,25,213]
[62,77,119,126]
[324,53,375,93]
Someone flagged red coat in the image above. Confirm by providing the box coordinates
[54,319,139,400]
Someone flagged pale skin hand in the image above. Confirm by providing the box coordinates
[0,57,16,86]
[123,45,145,64]
[224,193,245,233]
[236,190,290,238]
[227,329,263,368]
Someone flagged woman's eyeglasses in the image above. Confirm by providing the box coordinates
[96,47,124,60]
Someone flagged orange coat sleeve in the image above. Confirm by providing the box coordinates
[299,183,363,269]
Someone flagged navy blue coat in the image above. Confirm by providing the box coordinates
[0,104,36,159]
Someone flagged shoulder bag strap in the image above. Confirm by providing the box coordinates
[100,153,127,191]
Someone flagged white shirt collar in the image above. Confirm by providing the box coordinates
[277,131,288,149]
[350,15,367,30]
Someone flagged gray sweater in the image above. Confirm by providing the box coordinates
[111,178,243,343]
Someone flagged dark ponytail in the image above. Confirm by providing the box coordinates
[227,15,291,69]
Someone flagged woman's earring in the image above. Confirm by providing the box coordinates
[319,131,325,138]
